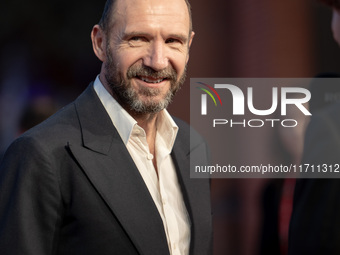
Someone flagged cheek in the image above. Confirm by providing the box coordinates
[116,49,144,73]
[170,52,189,75]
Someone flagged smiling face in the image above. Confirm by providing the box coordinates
[98,0,194,114]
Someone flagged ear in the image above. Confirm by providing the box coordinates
[186,31,195,64]
[91,25,106,62]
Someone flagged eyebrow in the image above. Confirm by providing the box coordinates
[122,31,189,43]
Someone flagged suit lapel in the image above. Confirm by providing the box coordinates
[172,128,212,255]
[68,84,169,255]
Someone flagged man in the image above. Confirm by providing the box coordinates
[288,1,340,254]
[0,0,213,254]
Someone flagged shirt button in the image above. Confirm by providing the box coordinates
[134,129,140,134]
[147,154,153,160]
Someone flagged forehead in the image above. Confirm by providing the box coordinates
[113,0,190,35]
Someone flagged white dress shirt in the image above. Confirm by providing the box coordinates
[93,76,190,255]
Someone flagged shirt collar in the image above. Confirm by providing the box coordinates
[156,109,179,152]
[93,76,178,149]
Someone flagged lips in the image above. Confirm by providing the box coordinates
[137,76,167,84]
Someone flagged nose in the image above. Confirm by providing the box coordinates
[143,41,168,71]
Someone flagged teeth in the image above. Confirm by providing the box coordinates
[140,77,164,84]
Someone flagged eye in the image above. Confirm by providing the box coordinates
[165,38,181,44]
[127,36,147,47]
[130,36,142,41]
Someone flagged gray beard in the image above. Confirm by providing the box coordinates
[104,45,186,115]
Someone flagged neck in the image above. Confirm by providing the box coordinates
[136,113,159,174]
[132,111,159,149]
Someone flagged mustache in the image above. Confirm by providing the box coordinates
[126,65,177,81]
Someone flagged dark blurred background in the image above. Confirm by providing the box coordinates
[1,1,340,255]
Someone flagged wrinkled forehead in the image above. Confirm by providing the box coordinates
[113,0,191,33]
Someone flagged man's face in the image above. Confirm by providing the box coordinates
[103,0,194,114]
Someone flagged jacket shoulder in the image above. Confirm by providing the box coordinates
[172,116,206,149]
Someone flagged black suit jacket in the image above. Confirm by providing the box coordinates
[289,101,340,255]
[0,84,212,255]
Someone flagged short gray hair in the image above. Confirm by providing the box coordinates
[98,0,193,35]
